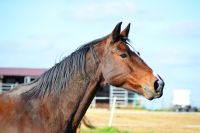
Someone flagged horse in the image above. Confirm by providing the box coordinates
[0,22,164,133]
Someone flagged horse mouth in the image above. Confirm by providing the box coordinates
[144,87,163,100]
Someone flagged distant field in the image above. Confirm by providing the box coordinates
[81,108,200,133]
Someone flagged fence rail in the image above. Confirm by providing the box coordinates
[0,83,141,108]
[0,83,16,93]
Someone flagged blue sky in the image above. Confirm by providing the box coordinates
[0,0,200,108]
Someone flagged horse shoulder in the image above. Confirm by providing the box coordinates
[0,94,16,120]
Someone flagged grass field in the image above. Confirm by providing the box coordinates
[81,108,200,133]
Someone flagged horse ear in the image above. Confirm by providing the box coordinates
[111,22,122,42]
[121,23,131,37]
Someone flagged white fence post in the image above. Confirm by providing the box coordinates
[108,96,116,127]
[91,97,96,108]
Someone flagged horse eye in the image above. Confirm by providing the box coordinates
[120,53,128,58]
[137,52,140,56]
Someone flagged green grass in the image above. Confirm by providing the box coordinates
[81,127,129,133]
[81,127,155,133]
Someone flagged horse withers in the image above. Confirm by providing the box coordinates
[0,22,164,133]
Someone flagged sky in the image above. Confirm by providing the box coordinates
[0,0,200,109]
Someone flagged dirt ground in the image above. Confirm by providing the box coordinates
[82,108,200,133]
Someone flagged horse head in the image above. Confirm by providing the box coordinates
[99,22,164,100]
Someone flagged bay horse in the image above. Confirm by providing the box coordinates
[0,22,164,133]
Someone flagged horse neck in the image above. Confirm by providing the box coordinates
[57,51,103,132]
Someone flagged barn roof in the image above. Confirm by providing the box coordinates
[0,67,47,76]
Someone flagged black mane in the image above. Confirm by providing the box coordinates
[21,34,132,99]
[22,35,108,99]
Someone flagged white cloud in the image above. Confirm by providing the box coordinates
[150,50,200,67]
[68,2,136,20]
[167,20,200,38]
[19,36,50,51]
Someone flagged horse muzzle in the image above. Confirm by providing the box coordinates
[154,75,164,96]
[144,75,165,100]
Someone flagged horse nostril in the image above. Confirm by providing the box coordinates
[154,80,160,93]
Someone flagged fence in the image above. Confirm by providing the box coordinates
[91,86,141,108]
[0,83,141,108]
[0,83,16,93]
